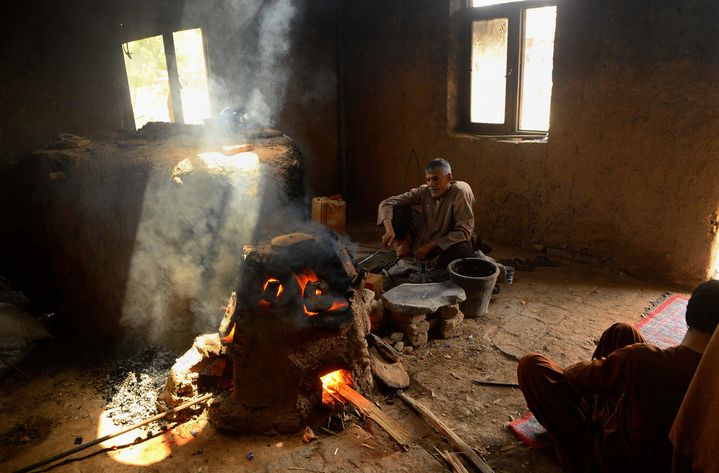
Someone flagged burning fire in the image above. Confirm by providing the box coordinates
[328,300,349,312]
[263,278,284,298]
[257,270,349,317]
[320,369,353,405]
[293,269,319,296]
[221,323,235,344]
[295,269,349,317]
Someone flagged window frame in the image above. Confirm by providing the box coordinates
[461,0,557,137]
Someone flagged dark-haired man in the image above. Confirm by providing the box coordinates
[377,158,475,268]
[517,280,719,473]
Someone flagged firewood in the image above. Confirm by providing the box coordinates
[398,391,494,473]
[332,382,411,448]
[366,333,400,363]
[472,379,519,388]
[434,446,470,473]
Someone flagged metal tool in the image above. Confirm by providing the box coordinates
[356,249,383,267]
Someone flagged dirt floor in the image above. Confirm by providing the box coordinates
[0,221,687,472]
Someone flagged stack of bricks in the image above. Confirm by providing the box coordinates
[391,309,431,346]
[437,304,464,338]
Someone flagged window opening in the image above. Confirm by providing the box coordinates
[464,0,557,136]
[173,28,211,125]
[122,28,211,130]
[122,35,171,129]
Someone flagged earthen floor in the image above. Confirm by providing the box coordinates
[0,221,686,472]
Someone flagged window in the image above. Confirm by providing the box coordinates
[463,0,557,136]
[122,28,211,130]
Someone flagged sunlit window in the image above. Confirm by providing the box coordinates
[173,28,211,125]
[122,35,171,129]
[465,1,557,136]
[122,28,211,130]
[470,18,508,124]
[519,6,557,131]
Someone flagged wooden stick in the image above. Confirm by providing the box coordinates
[398,391,494,473]
[434,446,470,473]
[332,382,411,448]
[472,380,519,388]
[0,356,31,378]
[13,392,213,473]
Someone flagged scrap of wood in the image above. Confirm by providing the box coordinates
[0,356,31,377]
[221,143,254,155]
[434,446,469,473]
[319,426,337,436]
[472,380,519,388]
[398,391,494,473]
[333,382,411,448]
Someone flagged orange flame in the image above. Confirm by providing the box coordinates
[293,269,319,294]
[221,323,235,344]
[294,269,321,316]
[327,299,349,312]
[262,278,284,298]
[320,369,353,405]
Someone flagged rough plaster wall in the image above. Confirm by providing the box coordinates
[0,0,341,305]
[343,0,719,285]
[0,1,126,304]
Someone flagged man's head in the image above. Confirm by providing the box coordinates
[425,158,453,198]
[685,279,719,334]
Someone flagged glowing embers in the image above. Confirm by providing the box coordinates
[320,369,353,406]
[259,269,350,317]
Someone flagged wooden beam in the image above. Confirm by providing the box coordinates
[332,382,411,448]
[398,391,494,473]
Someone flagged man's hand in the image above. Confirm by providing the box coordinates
[416,241,438,261]
[381,219,396,248]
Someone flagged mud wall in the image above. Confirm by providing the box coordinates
[342,0,719,285]
[0,0,341,305]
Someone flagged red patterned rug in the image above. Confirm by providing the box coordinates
[508,294,689,448]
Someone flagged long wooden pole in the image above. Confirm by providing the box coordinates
[398,391,494,473]
[14,392,214,473]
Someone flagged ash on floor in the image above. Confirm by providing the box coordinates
[98,346,177,428]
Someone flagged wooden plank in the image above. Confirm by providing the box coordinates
[333,382,411,448]
[398,391,494,473]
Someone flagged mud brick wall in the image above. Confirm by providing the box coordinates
[342,0,719,286]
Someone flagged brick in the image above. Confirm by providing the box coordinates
[363,273,384,298]
[439,304,462,320]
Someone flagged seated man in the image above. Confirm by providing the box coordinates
[377,158,475,268]
[517,280,719,473]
